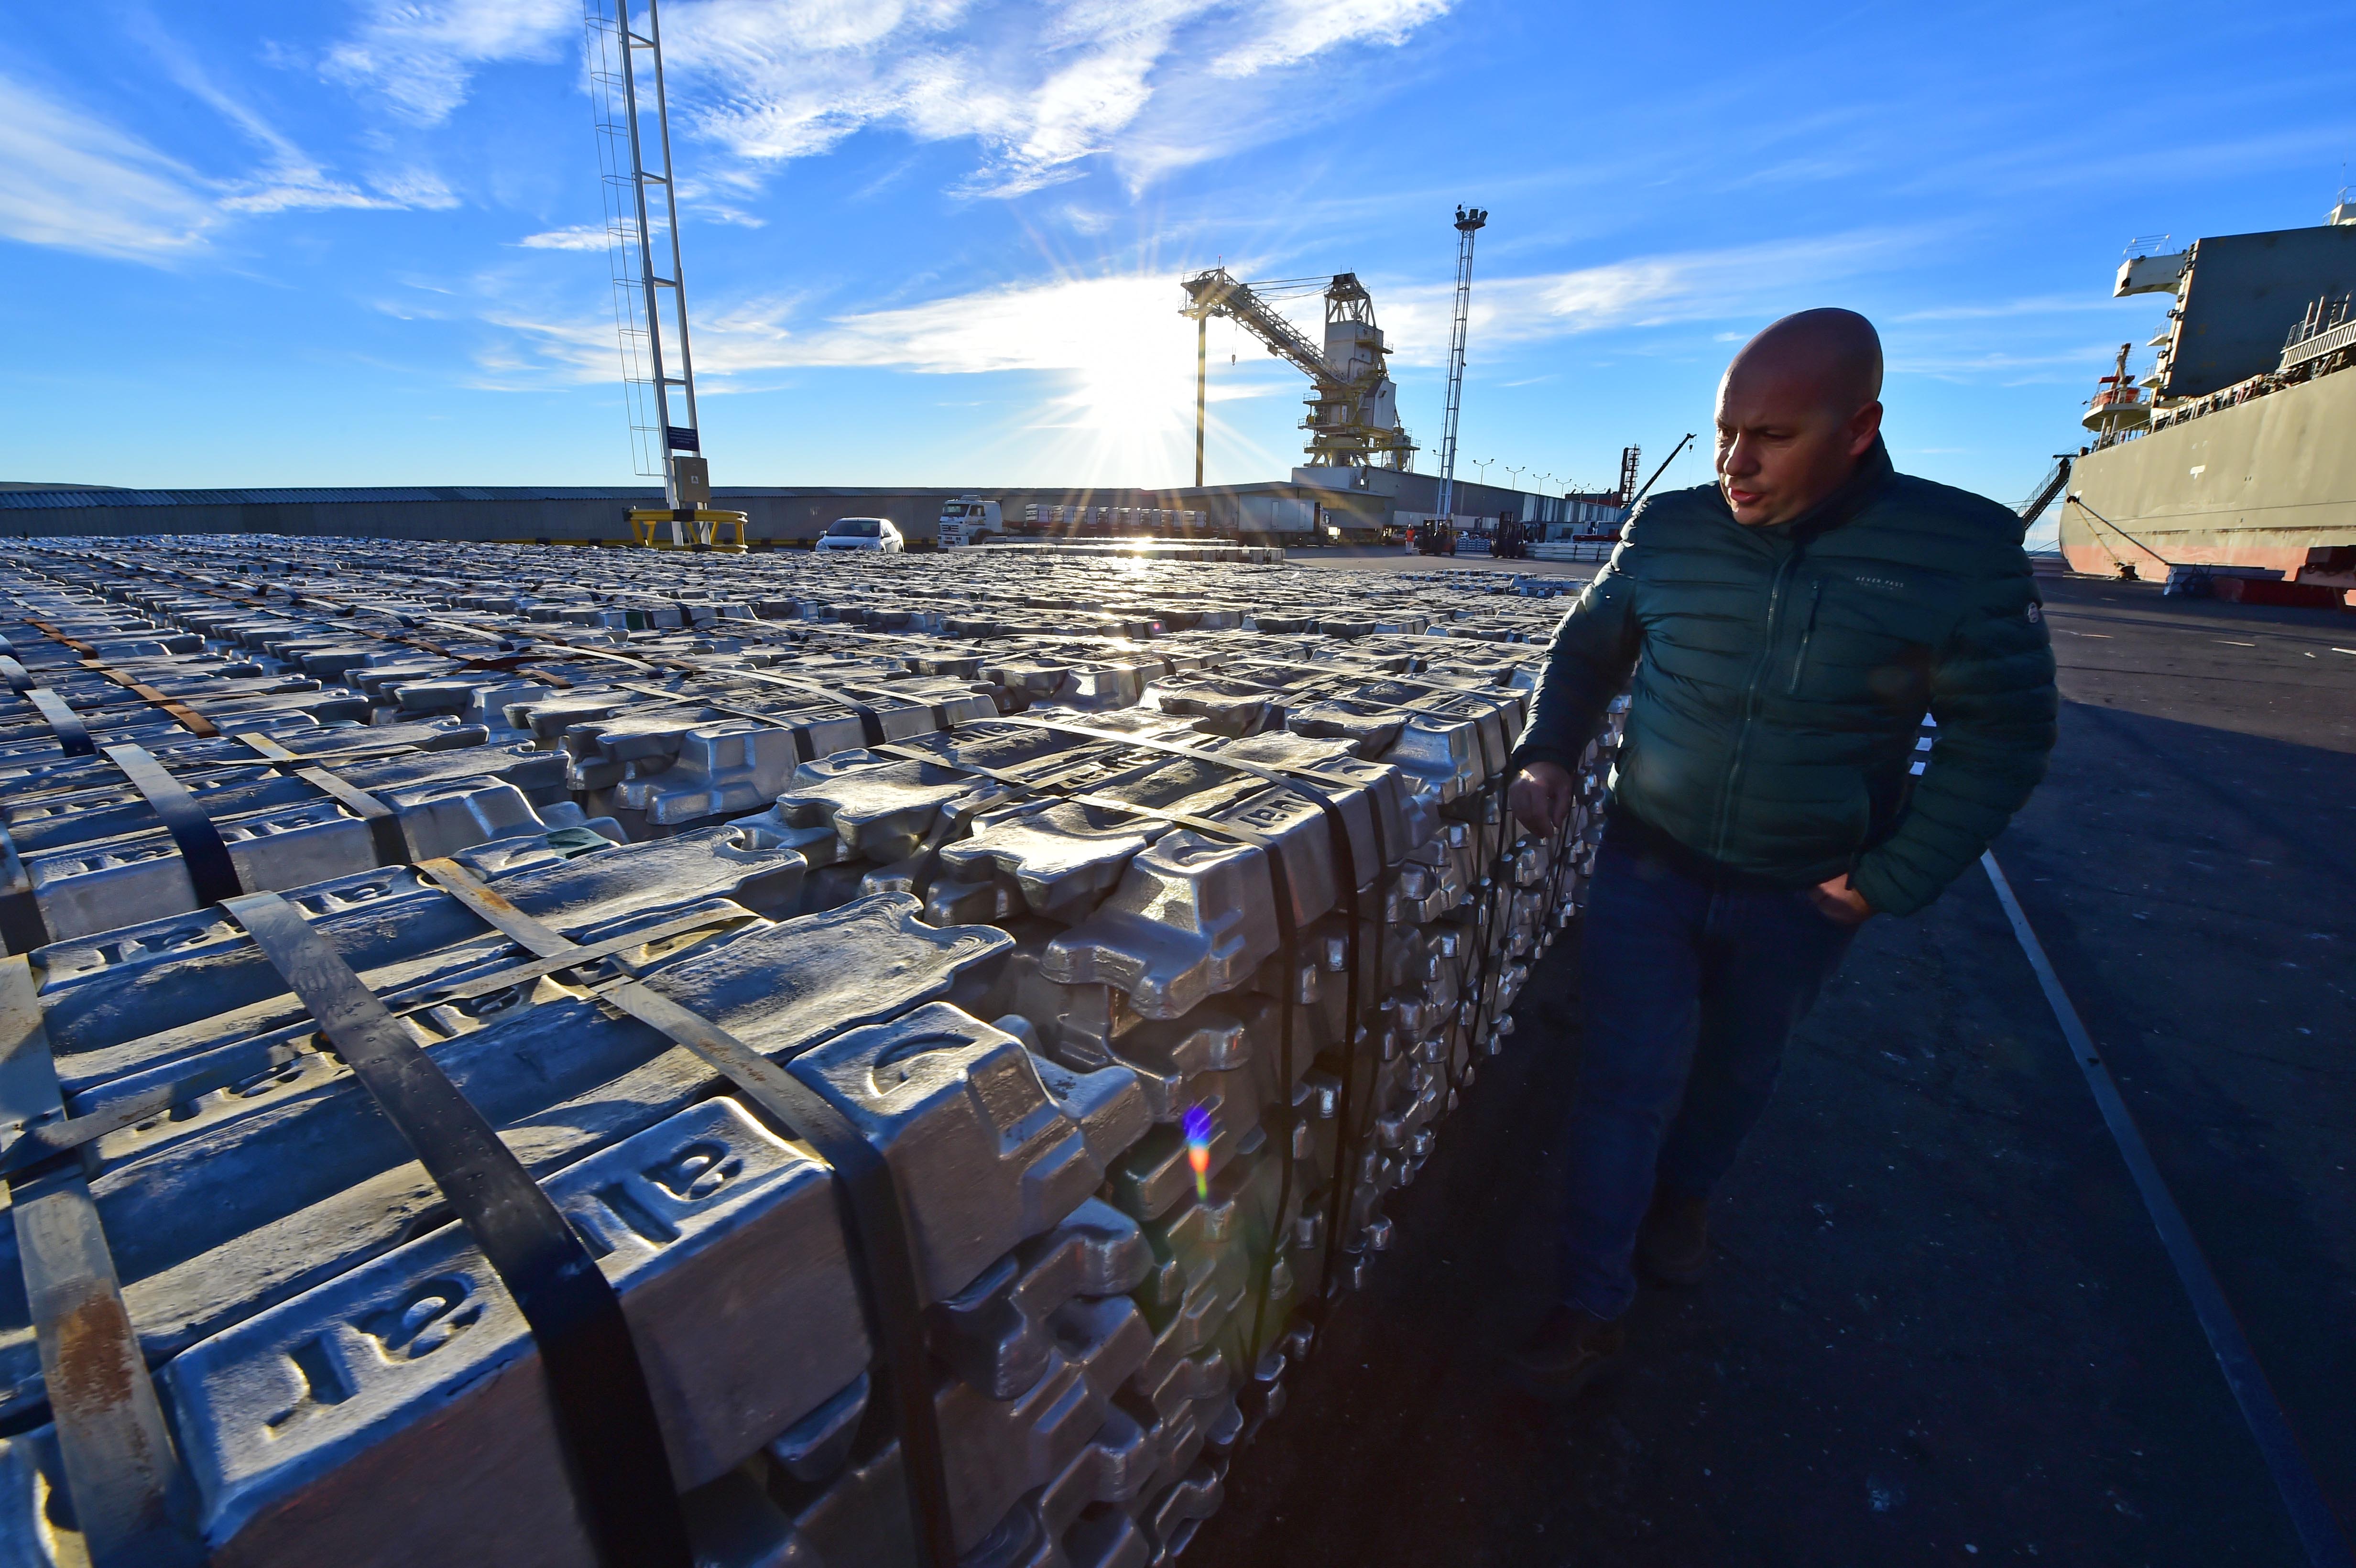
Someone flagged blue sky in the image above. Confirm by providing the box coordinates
[4,1,2351,546]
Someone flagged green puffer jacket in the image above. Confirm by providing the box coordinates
[1512,440,2057,917]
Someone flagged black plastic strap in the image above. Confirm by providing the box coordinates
[552,642,901,748]
[25,688,93,757]
[220,891,695,1568]
[0,830,47,956]
[0,904,755,1176]
[101,745,244,906]
[884,724,1354,1349]
[298,769,409,866]
[407,858,960,1568]
[230,732,412,866]
[1453,767,1519,1087]
[611,683,817,763]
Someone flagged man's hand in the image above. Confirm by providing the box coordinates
[1508,762,1577,837]
[1808,873,1875,926]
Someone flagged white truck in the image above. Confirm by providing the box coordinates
[935,494,1003,546]
[1237,494,1320,541]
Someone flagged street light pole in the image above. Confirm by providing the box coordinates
[1194,312,1207,488]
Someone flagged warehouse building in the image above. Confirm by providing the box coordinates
[0,473,1595,546]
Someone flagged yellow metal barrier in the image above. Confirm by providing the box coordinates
[627,509,750,552]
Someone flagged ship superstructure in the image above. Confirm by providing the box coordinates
[2059,196,2356,590]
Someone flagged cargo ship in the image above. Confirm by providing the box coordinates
[2057,194,2356,597]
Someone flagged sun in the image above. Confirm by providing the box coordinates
[1013,273,1292,487]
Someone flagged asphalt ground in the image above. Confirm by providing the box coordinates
[1189,568,2356,1567]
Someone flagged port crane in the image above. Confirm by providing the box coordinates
[1180,270,1414,485]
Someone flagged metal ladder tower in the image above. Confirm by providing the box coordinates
[586,0,729,539]
[1434,205,1487,523]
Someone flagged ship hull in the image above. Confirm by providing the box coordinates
[2059,366,2356,578]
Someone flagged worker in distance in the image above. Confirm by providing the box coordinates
[1504,308,2059,1395]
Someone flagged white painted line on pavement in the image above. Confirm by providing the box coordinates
[1982,850,2354,1568]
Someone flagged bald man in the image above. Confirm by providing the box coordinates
[1505,309,2056,1396]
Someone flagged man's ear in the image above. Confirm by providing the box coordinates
[1847,400,1884,458]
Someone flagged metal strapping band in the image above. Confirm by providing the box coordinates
[407,857,962,1568]
[101,745,244,907]
[0,904,757,1175]
[0,831,47,957]
[22,621,95,657]
[609,683,817,762]
[2,958,204,1568]
[82,664,220,739]
[24,689,93,758]
[892,722,1369,1340]
[987,718,1514,1306]
[0,657,32,694]
[233,732,409,867]
[1451,767,1519,1090]
[545,639,949,749]
[220,891,695,1568]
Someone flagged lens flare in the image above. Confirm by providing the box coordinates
[1182,1105,1213,1201]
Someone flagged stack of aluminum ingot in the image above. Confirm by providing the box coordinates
[0,538,1621,1568]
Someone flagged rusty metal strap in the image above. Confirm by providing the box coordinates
[80,663,219,739]
[1,957,203,1568]
[21,620,94,658]
[221,890,694,1568]
[100,745,244,907]
[406,855,961,1568]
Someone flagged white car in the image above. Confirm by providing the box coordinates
[814,517,904,553]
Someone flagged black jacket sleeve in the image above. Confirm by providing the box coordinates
[1507,524,1643,774]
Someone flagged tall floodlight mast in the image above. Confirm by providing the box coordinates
[586,0,708,515]
[1434,205,1487,523]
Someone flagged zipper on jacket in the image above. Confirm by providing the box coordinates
[1708,551,1798,862]
[1785,581,1824,695]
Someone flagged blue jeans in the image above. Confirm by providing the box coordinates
[1559,838,1859,1319]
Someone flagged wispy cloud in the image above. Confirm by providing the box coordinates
[222,168,458,214]
[1374,230,1927,365]
[469,229,1922,397]
[0,72,218,261]
[131,16,456,217]
[516,225,614,250]
[0,26,464,268]
[315,0,1454,197]
[321,0,578,126]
